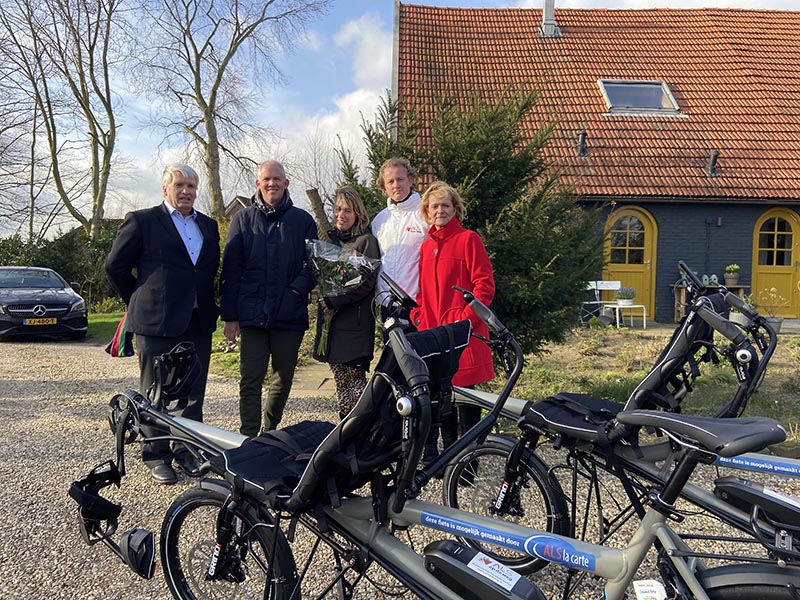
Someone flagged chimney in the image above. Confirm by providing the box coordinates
[539,0,562,38]
[707,149,720,177]
[576,130,588,156]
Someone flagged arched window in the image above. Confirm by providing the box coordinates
[757,217,793,266]
[608,215,645,265]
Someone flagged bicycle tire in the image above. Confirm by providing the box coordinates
[699,563,800,600]
[442,434,570,574]
[161,483,297,600]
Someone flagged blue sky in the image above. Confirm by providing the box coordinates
[112,0,798,216]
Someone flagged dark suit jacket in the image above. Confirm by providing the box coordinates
[105,203,220,337]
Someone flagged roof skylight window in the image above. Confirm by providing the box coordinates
[598,80,682,116]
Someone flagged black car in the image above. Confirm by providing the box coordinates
[0,266,89,340]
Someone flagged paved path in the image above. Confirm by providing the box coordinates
[292,358,336,398]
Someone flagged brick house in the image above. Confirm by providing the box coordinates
[393,1,800,321]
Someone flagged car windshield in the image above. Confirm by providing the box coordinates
[0,269,66,289]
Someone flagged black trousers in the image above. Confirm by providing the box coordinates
[135,310,212,466]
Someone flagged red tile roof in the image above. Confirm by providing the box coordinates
[396,4,800,201]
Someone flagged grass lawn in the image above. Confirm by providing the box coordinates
[88,313,315,381]
[88,313,800,444]
[87,311,126,343]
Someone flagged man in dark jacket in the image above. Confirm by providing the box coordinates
[220,160,317,436]
[105,163,220,484]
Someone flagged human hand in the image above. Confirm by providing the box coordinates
[318,297,332,314]
[223,321,240,342]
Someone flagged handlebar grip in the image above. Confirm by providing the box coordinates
[678,260,706,292]
[696,304,746,345]
[724,291,758,320]
[452,286,508,337]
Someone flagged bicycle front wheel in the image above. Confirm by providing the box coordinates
[442,434,570,574]
[161,483,296,600]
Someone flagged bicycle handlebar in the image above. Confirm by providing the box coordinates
[695,301,747,345]
[678,260,706,293]
[452,286,510,338]
[383,318,432,513]
[724,291,759,320]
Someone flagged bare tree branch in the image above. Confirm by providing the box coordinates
[131,0,331,218]
[0,0,126,241]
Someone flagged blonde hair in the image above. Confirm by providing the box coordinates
[420,181,465,224]
[376,157,417,191]
[335,186,370,234]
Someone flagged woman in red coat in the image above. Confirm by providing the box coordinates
[410,181,495,462]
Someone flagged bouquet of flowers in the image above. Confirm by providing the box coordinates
[306,239,381,355]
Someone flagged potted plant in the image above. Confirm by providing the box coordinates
[614,287,636,306]
[758,287,788,333]
[723,264,740,286]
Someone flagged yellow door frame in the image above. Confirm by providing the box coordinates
[751,208,800,318]
[603,206,658,318]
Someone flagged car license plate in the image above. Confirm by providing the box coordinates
[24,318,57,325]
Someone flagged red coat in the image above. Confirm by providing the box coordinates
[410,218,495,386]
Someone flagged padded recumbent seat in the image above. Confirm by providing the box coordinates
[209,320,472,513]
[521,291,728,446]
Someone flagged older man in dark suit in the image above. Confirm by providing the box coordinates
[105,163,220,484]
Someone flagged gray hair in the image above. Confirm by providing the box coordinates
[259,160,286,179]
[162,163,199,187]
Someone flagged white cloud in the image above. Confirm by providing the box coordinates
[243,12,393,200]
[334,13,393,91]
[297,28,323,52]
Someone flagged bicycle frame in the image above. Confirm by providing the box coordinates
[456,385,800,561]
[107,390,765,600]
[326,491,678,600]
[72,267,797,600]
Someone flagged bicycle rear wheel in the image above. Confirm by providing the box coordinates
[699,563,800,600]
[442,434,570,574]
[161,483,296,600]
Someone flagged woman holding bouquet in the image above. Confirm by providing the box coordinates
[312,186,381,419]
[410,181,495,464]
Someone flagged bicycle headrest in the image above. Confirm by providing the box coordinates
[284,321,472,513]
[406,320,471,359]
[152,341,200,406]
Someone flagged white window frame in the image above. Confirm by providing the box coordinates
[598,79,685,117]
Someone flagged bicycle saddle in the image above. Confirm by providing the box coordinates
[615,410,786,457]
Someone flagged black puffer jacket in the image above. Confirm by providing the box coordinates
[220,191,317,331]
[312,227,380,365]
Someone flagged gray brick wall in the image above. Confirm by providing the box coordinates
[600,202,800,322]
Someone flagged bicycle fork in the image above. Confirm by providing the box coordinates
[494,430,540,516]
[208,494,244,583]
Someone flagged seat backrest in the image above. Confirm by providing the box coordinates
[622,291,727,413]
[284,320,472,512]
[586,280,621,301]
[587,280,621,291]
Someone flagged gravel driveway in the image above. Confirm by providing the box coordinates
[0,337,338,600]
[1,337,799,599]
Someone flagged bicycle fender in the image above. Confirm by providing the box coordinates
[698,563,800,595]
[198,478,232,496]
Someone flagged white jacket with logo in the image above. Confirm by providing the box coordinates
[372,191,428,305]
